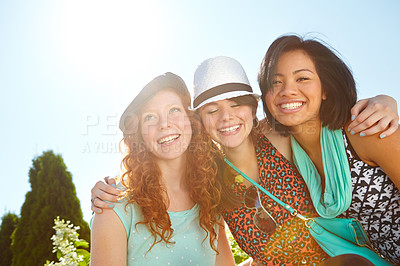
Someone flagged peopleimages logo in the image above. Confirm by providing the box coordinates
[82,113,119,136]
[81,113,121,154]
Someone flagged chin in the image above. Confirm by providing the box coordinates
[156,152,186,161]
[220,140,242,149]
[274,116,302,127]
[158,146,189,160]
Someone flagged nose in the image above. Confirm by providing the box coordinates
[219,106,233,122]
[278,80,298,97]
[159,114,171,130]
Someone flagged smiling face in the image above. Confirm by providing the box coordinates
[264,49,325,130]
[199,98,254,150]
[140,89,192,161]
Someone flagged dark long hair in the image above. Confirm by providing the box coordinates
[258,34,357,135]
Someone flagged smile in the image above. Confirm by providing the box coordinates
[158,134,180,144]
[218,125,240,133]
[280,102,304,110]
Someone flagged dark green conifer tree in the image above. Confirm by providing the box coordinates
[11,150,90,266]
[0,212,20,266]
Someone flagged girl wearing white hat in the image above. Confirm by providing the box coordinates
[91,57,398,265]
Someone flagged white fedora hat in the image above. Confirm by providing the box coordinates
[192,56,259,110]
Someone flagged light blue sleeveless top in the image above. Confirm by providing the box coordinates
[113,190,218,265]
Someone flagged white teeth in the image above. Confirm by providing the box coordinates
[219,125,240,133]
[158,134,179,144]
[280,102,303,109]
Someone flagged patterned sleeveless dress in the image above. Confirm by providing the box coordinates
[222,134,329,265]
[340,133,400,264]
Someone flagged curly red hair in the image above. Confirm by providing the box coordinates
[120,91,223,254]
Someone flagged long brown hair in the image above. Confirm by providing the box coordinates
[210,95,261,210]
[120,89,223,253]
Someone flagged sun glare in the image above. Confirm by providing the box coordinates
[58,1,165,80]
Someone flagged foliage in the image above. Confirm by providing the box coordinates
[11,150,90,266]
[226,226,249,264]
[44,216,90,266]
[0,212,20,266]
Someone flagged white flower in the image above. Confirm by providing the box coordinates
[44,216,89,266]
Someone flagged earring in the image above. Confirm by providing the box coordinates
[263,118,273,133]
[253,118,260,128]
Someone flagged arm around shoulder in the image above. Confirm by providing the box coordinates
[90,208,127,266]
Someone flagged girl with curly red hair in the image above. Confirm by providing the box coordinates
[90,72,234,266]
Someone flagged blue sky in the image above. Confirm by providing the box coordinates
[1,0,399,223]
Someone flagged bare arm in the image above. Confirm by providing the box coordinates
[215,220,235,266]
[348,95,399,138]
[346,125,400,189]
[91,177,124,214]
[90,209,127,265]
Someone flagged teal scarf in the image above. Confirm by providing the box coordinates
[290,126,352,218]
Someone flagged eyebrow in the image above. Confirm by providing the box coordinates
[202,102,218,109]
[140,111,155,118]
[274,68,314,76]
[293,68,314,74]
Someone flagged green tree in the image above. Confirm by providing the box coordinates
[11,150,90,266]
[0,212,20,266]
